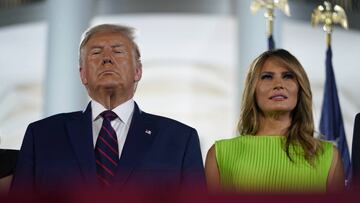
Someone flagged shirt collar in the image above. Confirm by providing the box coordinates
[91,99,134,124]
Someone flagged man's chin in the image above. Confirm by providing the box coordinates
[97,81,120,90]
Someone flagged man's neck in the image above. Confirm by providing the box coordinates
[90,90,133,110]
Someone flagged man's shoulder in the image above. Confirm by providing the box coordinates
[141,111,195,132]
[356,113,360,124]
[29,110,84,127]
[353,112,360,137]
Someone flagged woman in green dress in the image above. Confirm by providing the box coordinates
[205,49,344,193]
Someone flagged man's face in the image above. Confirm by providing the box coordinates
[80,32,142,98]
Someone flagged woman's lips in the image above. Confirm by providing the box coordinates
[269,95,288,100]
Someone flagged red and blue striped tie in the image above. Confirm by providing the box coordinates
[95,110,119,186]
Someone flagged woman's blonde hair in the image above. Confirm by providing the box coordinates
[237,49,321,163]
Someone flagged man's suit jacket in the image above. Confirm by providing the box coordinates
[352,113,360,183]
[12,103,205,191]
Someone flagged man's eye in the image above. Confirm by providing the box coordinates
[114,49,125,54]
[91,49,101,55]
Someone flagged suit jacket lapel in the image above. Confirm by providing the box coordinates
[66,102,97,184]
[116,103,156,186]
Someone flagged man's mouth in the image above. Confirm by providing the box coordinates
[99,70,117,76]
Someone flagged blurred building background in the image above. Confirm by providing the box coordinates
[0,0,359,161]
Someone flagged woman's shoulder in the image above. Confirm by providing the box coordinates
[215,135,284,144]
[313,138,336,162]
[317,139,336,151]
[215,136,242,144]
[215,135,252,146]
[214,136,243,152]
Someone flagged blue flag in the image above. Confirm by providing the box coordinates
[268,35,275,50]
[319,46,351,184]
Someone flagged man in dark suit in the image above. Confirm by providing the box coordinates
[0,149,18,193]
[352,113,360,187]
[12,24,204,191]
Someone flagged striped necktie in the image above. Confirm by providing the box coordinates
[95,110,119,186]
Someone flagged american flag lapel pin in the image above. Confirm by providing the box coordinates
[145,129,152,135]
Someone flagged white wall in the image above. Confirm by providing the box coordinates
[0,15,359,161]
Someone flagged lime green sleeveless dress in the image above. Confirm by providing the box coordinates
[215,135,333,192]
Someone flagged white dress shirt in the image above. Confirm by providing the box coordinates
[90,99,134,158]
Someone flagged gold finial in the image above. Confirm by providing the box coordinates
[251,0,291,36]
[311,1,348,46]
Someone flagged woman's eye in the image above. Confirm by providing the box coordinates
[283,72,295,79]
[261,74,272,80]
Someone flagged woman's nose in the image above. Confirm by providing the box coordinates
[273,77,284,90]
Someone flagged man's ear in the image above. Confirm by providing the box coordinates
[134,64,142,82]
[79,67,88,85]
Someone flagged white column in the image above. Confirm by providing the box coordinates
[235,0,283,112]
[44,0,95,116]
[235,0,266,114]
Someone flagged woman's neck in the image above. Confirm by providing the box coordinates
[256,113,291,136]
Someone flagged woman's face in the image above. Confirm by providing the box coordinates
[255,58,299,116]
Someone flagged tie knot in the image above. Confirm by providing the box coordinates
[101,110,117,121]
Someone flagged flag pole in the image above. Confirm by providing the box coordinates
[312,0,351,186]
[311,1,348,47]
[327,32,331,47]
[250,0,290,50]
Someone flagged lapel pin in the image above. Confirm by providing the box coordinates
[145,129,152,135]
